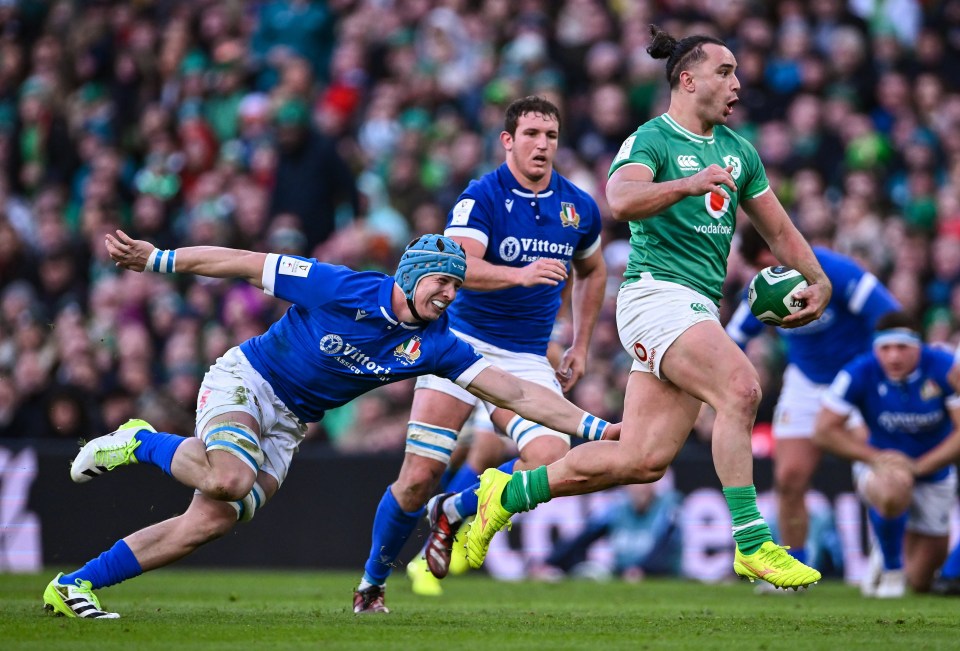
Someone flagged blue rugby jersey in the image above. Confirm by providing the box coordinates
[444,163,602,355]
[824,346,960,482]
[239,254,486,423]
[726,247,900,384]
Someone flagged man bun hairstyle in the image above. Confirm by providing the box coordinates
[647,24,727,89]
[504,95,561,137]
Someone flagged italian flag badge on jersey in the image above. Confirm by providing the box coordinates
[560,202,580,228]
[394,336,422,365]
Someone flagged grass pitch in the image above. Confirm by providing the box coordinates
[3,570,959,650]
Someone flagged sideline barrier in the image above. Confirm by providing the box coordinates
[2,439,954,584]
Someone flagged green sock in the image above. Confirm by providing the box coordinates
[501,466,551,513]
[723,484,772,555]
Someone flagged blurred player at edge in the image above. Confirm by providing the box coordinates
[726,225,899,570]
[814,312,960,597]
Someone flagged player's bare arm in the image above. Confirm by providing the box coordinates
[813,406,887,464]
[452,235,567,291]
[911,405,960,477]
[557,247,606,392]
[465,365,619,440]
[105,229,267,288]
[742,191,831,328]
[606,163,737,222]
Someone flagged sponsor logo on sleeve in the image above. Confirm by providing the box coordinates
[279,256,312,278]
[450,198,476,226]
[613,135,636,163]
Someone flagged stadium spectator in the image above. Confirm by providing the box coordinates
[814,311,960,597]
[42,230,619,618]
[462,25,830,591]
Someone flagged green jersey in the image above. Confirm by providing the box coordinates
[609,113,769,305]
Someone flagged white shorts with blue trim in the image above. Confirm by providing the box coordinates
[414,329,568,449]
[853,462,957,536]
[773,364,863,439]
[195,346,307,486]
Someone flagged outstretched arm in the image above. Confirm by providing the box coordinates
[466,365,620,441]
[105,229,268,289]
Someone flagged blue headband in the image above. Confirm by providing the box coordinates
[872,328,921,348]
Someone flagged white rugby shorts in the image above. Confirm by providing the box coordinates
[773,364,864,439]
[415,329,568,447]
[616,275,719,379]
[196,346,307,486]
[853,462,957,536]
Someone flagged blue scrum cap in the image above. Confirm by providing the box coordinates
[394,234,467,301]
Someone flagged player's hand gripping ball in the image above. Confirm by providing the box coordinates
[748,266,809,326]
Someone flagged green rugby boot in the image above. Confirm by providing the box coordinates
[734,541,822,590]
[465,468,513,569]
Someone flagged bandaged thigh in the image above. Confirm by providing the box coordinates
[405,421,458,464]
[203,421,264,474]
[228,482,267,522]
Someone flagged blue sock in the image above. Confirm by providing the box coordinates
[362,485,424,586]
[133,430,186,476]
[61,540,142,590]
[940,540,960,579]
[791,547,807,564]
[497,458,517,474]
[455,483,480,519]
[868,508,907,571]
[445,463,480,494]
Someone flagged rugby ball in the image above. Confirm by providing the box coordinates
[748,266,808,326]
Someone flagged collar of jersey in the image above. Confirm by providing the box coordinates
[379,276,421,330]
[498,162,556,198]
[660,113,715,145]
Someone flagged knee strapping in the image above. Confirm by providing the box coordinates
[506,415,569,451]
[404,421,457,464]
[229,482,266,522]
[203,421,264,474]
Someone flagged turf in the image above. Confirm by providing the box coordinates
[3,571,959,650]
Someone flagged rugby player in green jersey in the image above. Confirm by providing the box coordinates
[465,24,833,590]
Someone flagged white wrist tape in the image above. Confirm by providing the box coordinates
[146,248,176,273]
[577,412,609,441]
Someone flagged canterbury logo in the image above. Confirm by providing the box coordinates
[677,154,700,170]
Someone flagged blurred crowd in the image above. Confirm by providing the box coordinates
[0,0,958,454]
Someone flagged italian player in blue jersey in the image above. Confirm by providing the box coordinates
[815,312,960,598]
[42,231,618,619]
[463,25,833,591]
[726,226,900,569]
[356,96,608,607]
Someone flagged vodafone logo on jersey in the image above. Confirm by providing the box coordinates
[705,191,730,219]
[633,342,647,362]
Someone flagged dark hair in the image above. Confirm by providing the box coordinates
[647,24,727,89]
[875,311,920,333]
[504,96,561,136]
[737,224,770,266]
